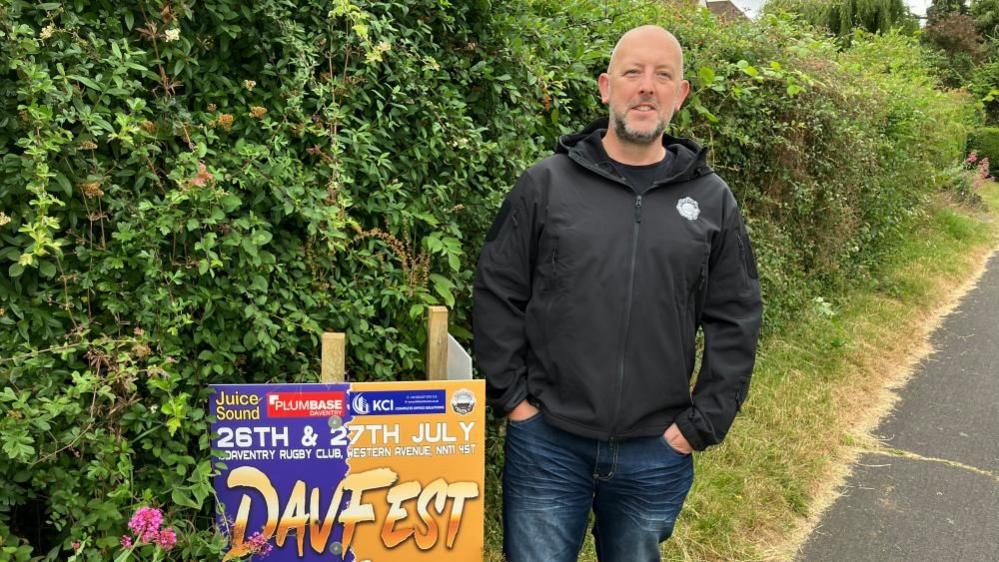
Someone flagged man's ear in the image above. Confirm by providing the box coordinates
[675,79,691,110]
[598,73,610,104]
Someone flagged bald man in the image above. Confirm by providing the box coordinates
[474,26,762,561]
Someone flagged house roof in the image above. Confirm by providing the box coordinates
[706,0,748,21]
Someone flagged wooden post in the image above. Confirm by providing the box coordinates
[426,306,449,380]
[321,332,346,383]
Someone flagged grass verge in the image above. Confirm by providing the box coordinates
[483,177,999,562]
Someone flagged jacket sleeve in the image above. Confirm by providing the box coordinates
[473,172,542,415]
[675,188,762,450]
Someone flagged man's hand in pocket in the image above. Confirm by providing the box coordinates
[508,400,540,422]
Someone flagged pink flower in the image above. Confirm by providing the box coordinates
[128,506,163,540]
[967,151,979,164]
[245,532,273,557]
[120,535,133,548]
[978,158,992,180]
[155,527,177,550]
[71,541,81,550]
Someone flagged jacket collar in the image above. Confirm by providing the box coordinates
[556,117,713,185]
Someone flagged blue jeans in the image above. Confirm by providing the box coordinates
[502,413,694,562]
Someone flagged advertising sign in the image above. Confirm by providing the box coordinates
[210,380,485,561]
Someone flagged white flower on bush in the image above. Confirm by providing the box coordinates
[164,28,180,42]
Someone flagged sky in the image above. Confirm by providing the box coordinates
[728,0,932,19]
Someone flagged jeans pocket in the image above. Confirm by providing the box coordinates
[508,411,543,427]
[658,434,691,458]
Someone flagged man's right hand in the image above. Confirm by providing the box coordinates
[507,399,540,422]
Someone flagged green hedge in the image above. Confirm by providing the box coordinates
[0,0,978,558]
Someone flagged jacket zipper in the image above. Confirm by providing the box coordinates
[568,151,699,438]
[610,194,642,437]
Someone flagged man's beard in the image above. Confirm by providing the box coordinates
[611,107,667,145]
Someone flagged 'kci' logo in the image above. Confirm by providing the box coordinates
[351,393,370,415]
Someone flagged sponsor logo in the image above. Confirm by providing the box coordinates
[676,197,700,221]
[349,390,446,416]
[451,389,476,415]
[266,391,345,418]
[351,393,371,415]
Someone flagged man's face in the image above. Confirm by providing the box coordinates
[599,32,690,145]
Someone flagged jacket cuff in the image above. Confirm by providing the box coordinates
[674,410,709,452]
[488,377,529,415]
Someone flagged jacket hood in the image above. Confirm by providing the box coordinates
[556,117,713,184]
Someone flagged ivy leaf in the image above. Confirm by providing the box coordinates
[409,303,425,319]
[694,103,720,123]
[425,234,444,253]
[68,74,101,91]
[53,173,72,196]
[412,211,439,226]
[698,66,716,86]
[38,260,57,278]
[166,417,182,436]
[254,230,273,246]
[171,486,201,509]
[2,432,35,462]
[430,273,455,307]
[221,194,242,212]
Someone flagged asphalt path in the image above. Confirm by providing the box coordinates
[797,253,999,562]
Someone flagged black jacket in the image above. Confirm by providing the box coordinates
[473,118,762,450]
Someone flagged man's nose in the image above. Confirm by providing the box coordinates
[637,71,656,94]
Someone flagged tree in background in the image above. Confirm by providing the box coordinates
[763,0,919,39]
[969,59,999,123]
[922,0,984,87]
[924,13,985,60]
[971,0,999,44]
[969,0,999,124]
[926,0,969,25]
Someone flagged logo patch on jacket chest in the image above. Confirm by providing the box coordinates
[676,197,700,221]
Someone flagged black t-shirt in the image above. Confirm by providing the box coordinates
[607,152,672,195]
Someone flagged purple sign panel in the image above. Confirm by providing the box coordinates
[211,383,354,561]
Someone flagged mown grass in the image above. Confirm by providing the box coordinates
[484,176,999,562]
